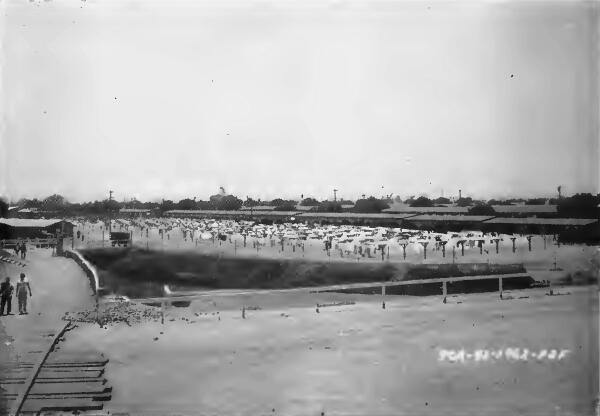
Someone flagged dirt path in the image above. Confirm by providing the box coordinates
[0,248,95,415]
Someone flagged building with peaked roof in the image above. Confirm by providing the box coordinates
[0,219,74,239]
[402,215,495,232]
[119,208,154,217]
[482,217,599,243]
[490,205,557,217]
[294,205,317,212]
[383,203,469,215]
[297,212,416,226]
[240,206,277,211]
[164,210,300,223]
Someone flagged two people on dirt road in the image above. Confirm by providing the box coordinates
[0,273,33,316]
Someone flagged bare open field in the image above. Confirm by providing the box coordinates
[59,285,598,416]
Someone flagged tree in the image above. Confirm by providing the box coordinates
[268,199,297,208]
[216,195,243,211]
[103,199,121,212]
[18,198,42,208]
[487,199,511,205]
[526,198,546,205]
[42,194,68,211]
[353,197,389,213]
[197,200,213,210]
[394,195,402,203]
[410,196,433,207]
[209,194,223,204]
[456,197,473,207]
[269,198,286,207]
[160,199,175,212]
[468,203,496,216]
[274,203,297,211]
[0,198,8,218]
[318,201,342,212]
[433,197,451,205]
[243,198,260,207]
[300,198,320,206]
[176,198,197,210]
[338,199,354,206]
[141,201,160,210]
[557,193,600,218]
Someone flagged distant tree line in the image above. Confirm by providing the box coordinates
[5,192,598,218]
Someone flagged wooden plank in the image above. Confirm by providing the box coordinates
[30,384,112,395]
[12,322,72,416]
[38,369,104,379]
[25,393,112,401]
[43,360,108,368]
[36,378,107,385]
[38,369,105,378]
[40,366,107,374]
[1,383,27,395]
[8,391,111,399]
[47,353,107,363]
[20,398,103,413]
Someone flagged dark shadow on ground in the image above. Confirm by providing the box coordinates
[79,248,536,298]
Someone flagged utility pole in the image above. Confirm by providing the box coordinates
[108,190,114,236]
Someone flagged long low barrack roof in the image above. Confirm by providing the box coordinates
[165,210,300,216]
[405,215,495,222]
[0,218,65,228]
[482,217,598,226]
[297,212,416,219]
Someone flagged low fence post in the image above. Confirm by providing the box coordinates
[442,281,447,304]
[499,276,503,299]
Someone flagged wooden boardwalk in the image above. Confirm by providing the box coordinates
[1,322,112,415]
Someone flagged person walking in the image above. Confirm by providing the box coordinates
[20,242,27,259]
[0,277,14,316]
[16,273,32,315]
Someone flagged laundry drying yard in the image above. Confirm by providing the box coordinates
[70,216,598,280]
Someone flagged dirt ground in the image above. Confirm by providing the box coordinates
[59,285,598,416]
[1,241,597,416]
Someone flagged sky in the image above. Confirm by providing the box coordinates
[1,0,598,203]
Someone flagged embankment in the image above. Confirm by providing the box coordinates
[79,248,535,298]
[63,250,98,294]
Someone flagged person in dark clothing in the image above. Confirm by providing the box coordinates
[20,242,27,259]
[0,277,14,316]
